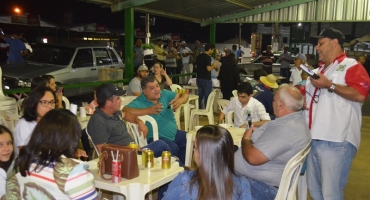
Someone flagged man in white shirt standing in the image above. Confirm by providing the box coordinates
[179,41,193,84]
[218,82,270,128]
[279,46,292,83]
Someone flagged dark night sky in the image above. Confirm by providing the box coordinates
[0,0,252,43]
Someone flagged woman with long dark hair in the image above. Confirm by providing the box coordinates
[4,109,98,199]
[163,125,251,200]
[0,125,15,197]
[218,53,241,100]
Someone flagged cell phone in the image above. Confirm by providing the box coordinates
[56,86,63,94]
[300,64,320,79]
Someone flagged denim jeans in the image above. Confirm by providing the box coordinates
[247,178,278,200]
[306,140,357,200]
[280,68,291,83]
[143,140,171,158]
[196,78,212,109]
[148,130,187,166]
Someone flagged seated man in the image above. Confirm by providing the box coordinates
[87,83,171,157]
[218,82,270,128]
[234,85,311,200]
[123,76,189,165]
[126,65,149,96]
[253,74,279,120]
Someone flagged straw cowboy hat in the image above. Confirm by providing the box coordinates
[260,74,279,89]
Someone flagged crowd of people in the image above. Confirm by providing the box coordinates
[0,27,369,200]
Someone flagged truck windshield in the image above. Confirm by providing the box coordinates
[26,46,75,65]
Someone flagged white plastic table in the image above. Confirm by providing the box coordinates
[87,156,183,200]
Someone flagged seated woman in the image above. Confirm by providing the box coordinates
[41,75,63,108]
[15,86,56,152]
[3,109,98,199]
[152,62,172,90]
[163,125,251,200]
[0,125,15,197]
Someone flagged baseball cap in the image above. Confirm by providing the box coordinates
[312,28,345,45]
[180,41,186,44]
[137,65,149,71]
[260,74,279,89]
[292,54,307,61]
[96,83,126,101]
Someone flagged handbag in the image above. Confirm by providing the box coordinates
[98,144,139,180]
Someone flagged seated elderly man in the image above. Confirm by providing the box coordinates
[218,82,270,128]
[123,76,189,165]
[87,83,171,157]
[127,65,149,96]
[234,85,311,200]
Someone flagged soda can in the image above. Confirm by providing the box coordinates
[128,142,138,149]
[161,151,171,169]
[112,160,121,183]
[144,150,154,168]
[141,148,150,166]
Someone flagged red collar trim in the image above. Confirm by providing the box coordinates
[318,53,347,70]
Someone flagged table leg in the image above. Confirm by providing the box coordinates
[127,183,146,200]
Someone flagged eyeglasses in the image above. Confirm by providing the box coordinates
[306,89,321,103]
[39,100,56,107]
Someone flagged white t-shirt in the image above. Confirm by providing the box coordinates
[290,67,302,85]
[222,98,270,127]
[14,118,37,153]
[180,47,192,64]
[0,168,6,197]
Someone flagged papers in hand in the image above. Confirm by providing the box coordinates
[300,64,320,79]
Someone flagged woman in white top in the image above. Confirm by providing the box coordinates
[14,87,56,152]
[290,54,307,85]
[0,125,15,197]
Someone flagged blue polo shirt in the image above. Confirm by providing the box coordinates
[126,90,177,141]
[5,37,26,64]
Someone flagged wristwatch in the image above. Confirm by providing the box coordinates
[328,83,336,93]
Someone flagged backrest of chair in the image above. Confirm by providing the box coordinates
[170,84,183,92]
[85,128,100,157]
[217,99,230,111]
[0,68,4,97]
[62,96,70,109]
[17,98,25,116]
[123,85,129,91]
[138,115,159,141]
[274,142,311,200]
[232,90,238,98]
[126,121,148,146]
[205,89,218,112]
[0,110,21,133]
[120,96,137,110]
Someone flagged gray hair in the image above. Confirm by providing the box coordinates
[140,76,157,90]
[278,84,303,111]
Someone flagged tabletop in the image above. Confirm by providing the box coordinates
[87,156,183,200]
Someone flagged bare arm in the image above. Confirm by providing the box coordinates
[206,62,217,72]
[218,112,225,124]
[123,103,163,116]
[310,73,366,103]
[252,120,269,127]
[131,92,141,96]
[241,125,269,165]
[121,111,148,137]
[170,93,189,110]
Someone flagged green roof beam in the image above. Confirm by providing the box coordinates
[200,0,316,26]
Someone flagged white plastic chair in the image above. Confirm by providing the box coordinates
[170,84,182,92]
[0,110,21,133]
[17,98,25,116]
[274,142,311,200]
[120,96,137,110]
[189,89,218,130]
[62,96,70,109]
[85,128,99,159]
[232,90,238,98]
[217,99,233,124]
[122,85,129,91]
[184,133,194,167]
[0,68,18,114]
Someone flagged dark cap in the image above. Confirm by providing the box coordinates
[312,28,345,45]
[96,83,126,101]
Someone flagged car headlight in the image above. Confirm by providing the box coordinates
[18,80,31,87]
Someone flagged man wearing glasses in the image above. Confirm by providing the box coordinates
[305,28,370,200]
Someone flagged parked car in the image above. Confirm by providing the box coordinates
[1,43,124,97]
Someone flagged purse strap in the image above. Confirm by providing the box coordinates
[99,151,112,181]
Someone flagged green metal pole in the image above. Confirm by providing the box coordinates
[125,7,134,80]
[210,24,216,44]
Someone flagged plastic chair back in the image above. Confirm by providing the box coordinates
[232,90,238,98]
[217,99,233,124]
[85,127,100,158]
[62,96,70,109]
[205,89,217,112]
[170,84,183,92]
[120,96,137,110]
[274,142,311,200]
[138,115,159,141]
[17,98,25,116]
[0,110,21,133]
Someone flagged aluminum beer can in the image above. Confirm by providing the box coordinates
[112,160,121,183]
[161,151,171,169]
[141,148,150,166]
[128,142,138,149]
[144,150,154,168]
